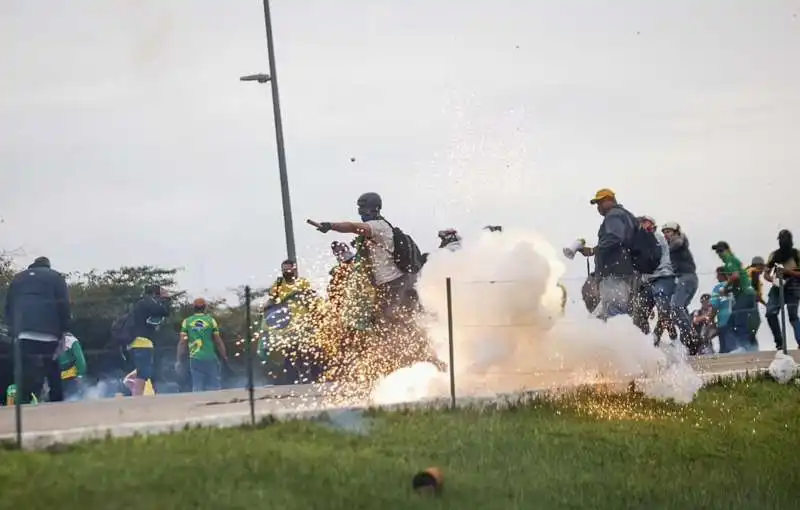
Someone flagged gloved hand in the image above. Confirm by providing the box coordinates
[317,222,332,233]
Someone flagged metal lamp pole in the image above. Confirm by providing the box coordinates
[239,0,297,262]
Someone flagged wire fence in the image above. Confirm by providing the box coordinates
[3,270,795,448]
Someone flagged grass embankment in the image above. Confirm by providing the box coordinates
[0,379,799,510]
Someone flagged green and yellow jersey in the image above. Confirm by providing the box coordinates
[180,313,221,361]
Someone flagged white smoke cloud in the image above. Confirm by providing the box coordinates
[371,228,702,405]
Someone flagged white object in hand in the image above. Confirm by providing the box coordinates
[563,238,586,260]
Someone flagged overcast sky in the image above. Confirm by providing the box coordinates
[1,0,799,302]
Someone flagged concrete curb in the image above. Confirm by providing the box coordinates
[2,367,774,450]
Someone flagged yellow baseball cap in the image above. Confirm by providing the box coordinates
[590,188,616,204]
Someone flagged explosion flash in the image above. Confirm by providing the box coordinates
[247,226,701,411]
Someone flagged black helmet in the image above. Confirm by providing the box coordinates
[357,192,382,212]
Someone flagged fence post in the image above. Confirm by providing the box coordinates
[245,286,256,426]
[446,277,456,409]
[13,335,22,449]
[779,274,788,355]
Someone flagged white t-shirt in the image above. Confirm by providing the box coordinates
[366,219,404,286]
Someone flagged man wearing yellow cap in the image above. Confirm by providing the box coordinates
[579,188,642,321]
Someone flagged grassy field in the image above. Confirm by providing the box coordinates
[0,379,798,510]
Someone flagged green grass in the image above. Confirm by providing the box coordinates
[0,379,799,510]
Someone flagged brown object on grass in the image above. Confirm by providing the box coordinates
[412,467,443,495]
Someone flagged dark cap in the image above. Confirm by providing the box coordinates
[711,241,730,252]
[31,256,51,268]
[778,229,792,239]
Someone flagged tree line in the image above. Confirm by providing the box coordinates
[0,256,261,386]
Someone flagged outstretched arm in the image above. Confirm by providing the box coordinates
[316,222,374,238]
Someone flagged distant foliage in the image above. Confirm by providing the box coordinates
[65,266,252,354]
[0,260,254,367]
[0,253,14,338]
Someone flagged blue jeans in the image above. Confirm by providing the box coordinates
[190,358,221,392]
[62,377,83,401]
[717,324,733,353]
[672,273,698,339]
[728,292,758,351]
[650,277,676,319]
[130,347,154,381]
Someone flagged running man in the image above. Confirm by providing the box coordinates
[176,298,228,392]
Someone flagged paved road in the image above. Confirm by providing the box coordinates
[1,350,794,448]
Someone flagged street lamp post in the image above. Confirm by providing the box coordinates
[239,0,296,262]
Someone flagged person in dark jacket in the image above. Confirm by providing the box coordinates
[127,284,171,396]
[579,188,638,321]
[4,256,70,403]
[661,221,698,345]
[764,229,800,350]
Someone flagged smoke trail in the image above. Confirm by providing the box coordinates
[371,228,702,405]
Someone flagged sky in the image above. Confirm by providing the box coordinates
[1,0,799,308]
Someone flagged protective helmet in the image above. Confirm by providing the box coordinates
[356,192,382,212]
[661,221,680,232]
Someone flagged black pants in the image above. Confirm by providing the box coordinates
[17,339,62,404]
[765,281,800,349]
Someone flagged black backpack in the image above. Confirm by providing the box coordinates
[382,219,424,274]
[627,214,662,274]
[110,310,135,348]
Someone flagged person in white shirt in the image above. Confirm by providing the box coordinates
[313,192,417,323]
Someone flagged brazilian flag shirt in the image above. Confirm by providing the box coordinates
[181,313,220,361]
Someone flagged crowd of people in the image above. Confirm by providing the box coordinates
[2,261,232,404]
[4,188,797,404]
[579,188,800,355]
